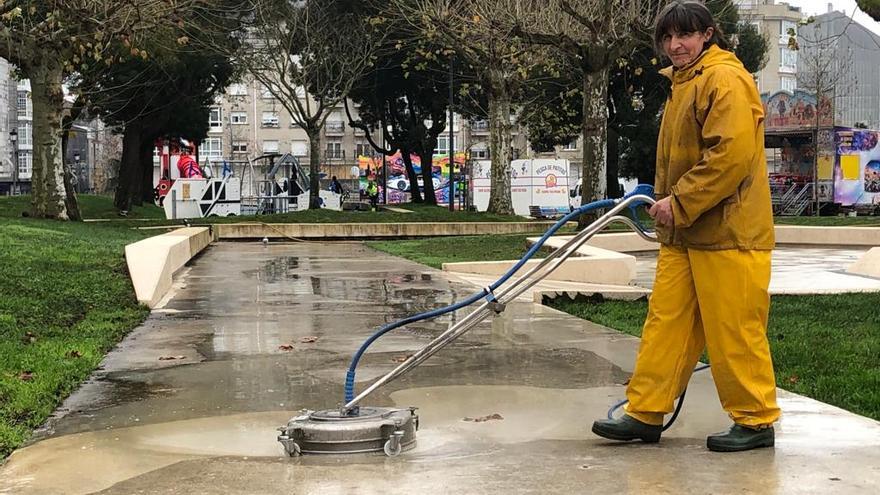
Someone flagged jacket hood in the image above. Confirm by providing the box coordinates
[659,45,745,83]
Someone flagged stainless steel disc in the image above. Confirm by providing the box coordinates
[277,407,418,456]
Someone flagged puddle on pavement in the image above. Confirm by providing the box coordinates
[0,383,626,495]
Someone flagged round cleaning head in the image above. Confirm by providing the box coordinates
[277,407,418,457]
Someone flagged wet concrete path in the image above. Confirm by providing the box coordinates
[2,242,880,494]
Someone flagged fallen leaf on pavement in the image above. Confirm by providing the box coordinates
[158,355,186,361]
[300,336,319,343]
[19,371,34,382]
[23,332,36,344]
[392,354,413,363]
[66,350,82,358]
[788,375,799,385]
[463,413,504,423]
[278,344,295,351]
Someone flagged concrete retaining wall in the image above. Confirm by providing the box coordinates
[125,227,212,308]
[443,246,636,285]
[775,225,880,246]
[536,226,880,254]
[214,222,562,240]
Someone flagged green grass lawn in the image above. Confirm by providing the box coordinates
[0,194,165,220]
[0,203,155,458]
[548,294,880,421]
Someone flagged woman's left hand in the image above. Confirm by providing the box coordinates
[649,197,675,227]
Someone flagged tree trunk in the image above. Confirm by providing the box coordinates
[579,67,609,227]
[487,72,513,215]
[115,120,143,212]
[419,150,437,205]
[606,125,621,198]
[60,128,82,220]
[401,148,423,203]
[139,137,155,205]
[307,127,321,209]
[29,62,70,219]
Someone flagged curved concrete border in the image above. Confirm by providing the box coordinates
[213,222,563,240]
[442,245,636,285]
[847,247,880,278]
[125,227,212,308]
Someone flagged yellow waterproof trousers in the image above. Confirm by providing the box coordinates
[625,246,780,428]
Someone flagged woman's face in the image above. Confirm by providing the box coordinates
[662,27,714,68]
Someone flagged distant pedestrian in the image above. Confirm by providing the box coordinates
[366,175,379,211]
[329,175,344,194]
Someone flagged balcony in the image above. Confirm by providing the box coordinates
[470,120,489,133]
[325,148,346,161]
[325,121,345,135]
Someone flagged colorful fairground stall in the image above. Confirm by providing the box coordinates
[762,90,880,215]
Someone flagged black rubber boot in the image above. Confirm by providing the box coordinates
[592,414,662,443]
[706,424,774,452]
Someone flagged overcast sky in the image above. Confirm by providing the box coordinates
[780,0,880,35]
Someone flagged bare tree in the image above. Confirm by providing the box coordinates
[234,0,381,208]
[387,0,549,214]
[795,16,856,214]
[507,0,658,222]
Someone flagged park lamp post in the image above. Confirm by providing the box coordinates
[73,152,82,193]
[9,128,18,195]
[448,56,454,212]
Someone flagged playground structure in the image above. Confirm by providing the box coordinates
[156,144,342,219]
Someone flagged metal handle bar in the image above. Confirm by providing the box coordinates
[341,195,657,414]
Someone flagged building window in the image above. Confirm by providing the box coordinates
[356,143,373,157]
[562,140,578,151]
[17,123,32,147]
[471,120,489,132]
[17,91,31,119]
[229,83,247,96]
[18,152,33,179]
[231,111,248,125]
[471,146,489,159]
[208,107,222,131]
[199,138,223,161]
[780,76,797,93]
[326,141,343,159]
[779,47,797,72]
[263,140,279,153]
[260,84,275,99]
[325,121,345,133]
[292,140,309,156]
[435,136,449,155]
[232,141,248,154]
[261,111,279,127]
[780,20,797,40]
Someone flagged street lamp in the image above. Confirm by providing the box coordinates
[9,129,18,195]
[74,153,83,193]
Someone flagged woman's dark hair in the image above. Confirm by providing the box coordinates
[653,1,730,56]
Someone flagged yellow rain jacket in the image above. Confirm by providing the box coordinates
[655,45,774,250]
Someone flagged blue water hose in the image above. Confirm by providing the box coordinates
[343,186,657,405]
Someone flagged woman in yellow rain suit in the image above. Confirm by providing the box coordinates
[592,0,779,452]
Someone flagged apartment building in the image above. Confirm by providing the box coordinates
[206,77,586,185]
[735,0,804,94]
[202,80,385,181]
